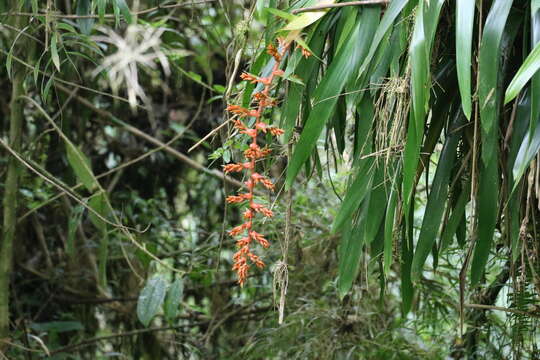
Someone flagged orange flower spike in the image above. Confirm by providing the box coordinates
[296,44,312,58]
[243,209,253,220]
[226,39,291,286]
[229,224,248,236]
[233,119,247,131]
[251,231,270,248]
[226,195,245,204]
[223,163,244,173]
[267,43,281,61]
[240,128,257,138]
[255,122,268,133]
[268,127,284,136]
[240,72,258,83]
[251,203,274,217]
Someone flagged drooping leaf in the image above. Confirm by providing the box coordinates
[115,0,132,24]
[383,168,400,276]
[164,277,183,322]
[286,7,380,188]
[456,0,475,119]
[282,0,335,31]
[470,158,499,285]
[504,41,540,105]
[440,186,470,252]
[282,16,331,140]
[411,112,464,281]
[530,1,540,140]
[137,276,167,327]
[402,0,445,212]
[478,0,513,166]
[66,144,97,192]
[50,32,61,71]
[331,157,375,233]
[76,0,94,35]
[265,7,297,21]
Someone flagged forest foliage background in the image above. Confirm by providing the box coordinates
[1,0,540,359]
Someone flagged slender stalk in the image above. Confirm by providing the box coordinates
[0,9,25,339]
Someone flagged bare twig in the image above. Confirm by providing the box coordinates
[188,119,231,153]
[291,0,389,14]
[48,324,205,355]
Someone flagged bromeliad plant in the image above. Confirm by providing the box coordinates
[223,39,291,286]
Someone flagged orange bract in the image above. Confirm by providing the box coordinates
[223,39,292,286]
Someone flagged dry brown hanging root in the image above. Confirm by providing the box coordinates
[223,38,310,287]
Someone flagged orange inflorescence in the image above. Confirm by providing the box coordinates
[224,39,297,286]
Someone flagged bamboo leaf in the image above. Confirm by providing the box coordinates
[403,0,445,211]
[411,113,464,281]
[76,0,94,35]
[66,144,97,192]
[265,7,297,21]
[456,0,475,119]
[401,224,414,315]
[282,17,332,140]
[282,0,335,31]
[51,32,61,72]
[286,7,379,188]
[440,186,470,252]
[358,0,409,76]
[331,158,375,233]
[470,159,499,285]
[530,1,540,139]
[504,41,540,105]
[478,0,513,165]
[115,0,132,24]
[383,175,398,277]
[338,219,357,299]
[513,116,540,185]
[97,0,107,23]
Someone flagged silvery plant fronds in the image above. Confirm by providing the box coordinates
[93,24,170,110]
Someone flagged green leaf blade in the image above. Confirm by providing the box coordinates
[137,276,167,327]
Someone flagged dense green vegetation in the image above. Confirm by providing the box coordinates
[1,0,540,358]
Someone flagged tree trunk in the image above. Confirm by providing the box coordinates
[0,7,25,339]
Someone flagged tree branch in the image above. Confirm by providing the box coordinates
[291,0,389,15]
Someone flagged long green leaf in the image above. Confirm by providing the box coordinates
[358,0,409,76]
[470,158,499,285]
[76,0,94,35]
[402,0,445,211]
[66,144,97,192]
[51,32,61,71]
[411,113,464,281]
[286,7,380,188]
[282,17,331,140]
[383,171,399,276]
[455,0,475,119]
[504,41,540,104]
[530,1,540,137]
[471,0,513,286]
[478,0,513,165]
[440,186,470,252]
[332,158,375,233]
[338,218,357,298]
